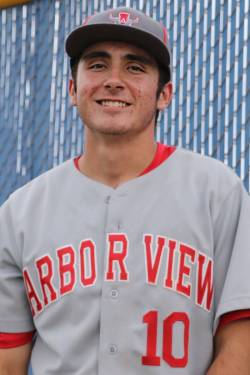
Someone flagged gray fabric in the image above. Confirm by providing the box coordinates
[0,148,250,374]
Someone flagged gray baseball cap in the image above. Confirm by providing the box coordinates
[65,7,171,78]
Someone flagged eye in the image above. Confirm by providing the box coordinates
[89,62,106,71]
[127,64,145,73]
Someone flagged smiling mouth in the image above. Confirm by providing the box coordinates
[96,100,131,108]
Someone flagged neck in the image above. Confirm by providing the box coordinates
[78,128,157,188]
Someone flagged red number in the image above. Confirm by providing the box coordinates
[142,311,189,368]
[141,311,161,365]
[163,312,189,367]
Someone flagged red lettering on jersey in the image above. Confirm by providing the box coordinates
[57,246,76,295]
[23,269,43,316]
[196,253,214,311]
[176,245,196,298]
[36,255,57,306]
[164,240,177,288]
[144,235,166,284]
[79,240,97,286]
[163,312,189,367]
[105,233,129,281]
[142,310,161,365]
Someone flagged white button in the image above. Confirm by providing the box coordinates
[110,289,119,299]
[109,344,118,354]
[105,196,111,204]
[118,192,127,197]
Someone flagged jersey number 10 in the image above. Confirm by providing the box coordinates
[142,311,189,368]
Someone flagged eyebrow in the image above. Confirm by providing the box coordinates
[82,50,155,66]
[82,51,110,61]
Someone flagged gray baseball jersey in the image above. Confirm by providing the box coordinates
[0,148,250,375]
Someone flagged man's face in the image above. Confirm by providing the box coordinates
[69,41,172,138]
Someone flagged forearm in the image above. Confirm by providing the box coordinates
[0,366,28,375]
[0,343,31,375]
[207,350,249,375]
[207,319,250,375]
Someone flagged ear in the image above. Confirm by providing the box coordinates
[69,78,77,106]
[157,81,173,111]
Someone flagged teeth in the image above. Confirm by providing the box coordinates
[100,100,128,107]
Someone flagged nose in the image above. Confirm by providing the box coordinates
[103,67,125,91]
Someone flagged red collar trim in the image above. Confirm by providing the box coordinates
[139,143,176,176]
[74,155,81,171]
[74,143,176,176]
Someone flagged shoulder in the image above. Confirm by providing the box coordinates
[173,148,242,191]
[0,159,75,218]
[166,148,248,219]
[13,159,73,196]
[175,148,235,173]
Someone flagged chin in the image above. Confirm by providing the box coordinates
[98,127,130,136]
[87,121,132,135]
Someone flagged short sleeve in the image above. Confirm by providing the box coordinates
[0,199,34,332]
[213,179,250,333]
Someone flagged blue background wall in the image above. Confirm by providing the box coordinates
[0,1,249,373]
[0,0,249,204]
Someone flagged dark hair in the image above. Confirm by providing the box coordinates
[70,57,79,90]
[70,57,171,125]
[155,65,171,124]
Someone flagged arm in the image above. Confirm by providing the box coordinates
[207,319,250,375]
[0,342,32,375]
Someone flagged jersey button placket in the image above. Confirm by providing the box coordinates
[108,344,118,355]
[104,195,111,204]
[110,288,119,299]
[99,192,124,374]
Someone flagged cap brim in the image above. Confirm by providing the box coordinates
[65,24,170,69]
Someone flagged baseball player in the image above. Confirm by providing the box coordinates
[0,7,250,375]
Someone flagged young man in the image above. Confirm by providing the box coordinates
[0,7,250,375]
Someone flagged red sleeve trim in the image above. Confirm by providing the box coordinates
[0,331,35,349]
[217,310,250,332]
